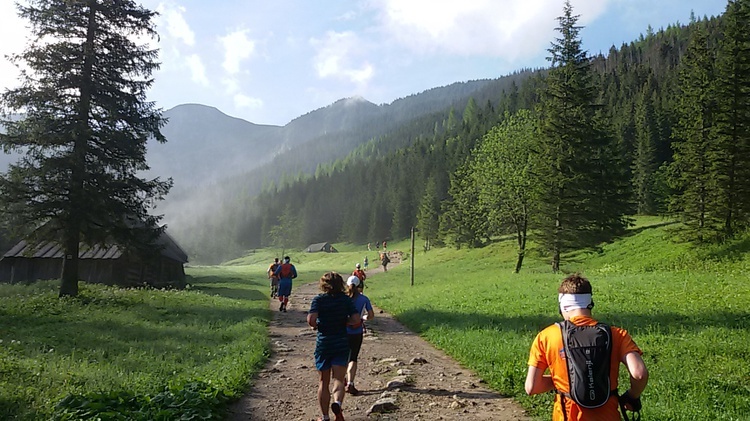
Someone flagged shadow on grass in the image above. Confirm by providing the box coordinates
[394,308,557,334]
[0,397,43,421]
[625,220,678,236]
[191,284,268,301]
[700,235,750,263]
[2,295,272,371]
[393,307,750,337]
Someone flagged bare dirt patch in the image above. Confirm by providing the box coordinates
[227,266,531,421]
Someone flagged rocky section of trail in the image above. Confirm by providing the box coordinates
[227,267,531,421]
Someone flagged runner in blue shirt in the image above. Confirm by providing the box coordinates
[307,272,360,421]
[344,275,374,396]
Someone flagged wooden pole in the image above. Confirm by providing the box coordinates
[410,226,415,286]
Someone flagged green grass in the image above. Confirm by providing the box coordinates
[2,225,748,420]
[0,246,379,419]
[364,223,750,420]
[0,267,270,420]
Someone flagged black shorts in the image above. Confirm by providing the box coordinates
[348,333,363,362]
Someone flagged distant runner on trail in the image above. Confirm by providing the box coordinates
[525,273,649,421]
[363,256,368,270]
[267,257,280,298]
[345,275,374,396]
[380,252,390,272]
[307,272,361,421]
[274,256,297,312]
[351,263,366,291]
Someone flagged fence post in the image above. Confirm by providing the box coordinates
[410,227,415,286]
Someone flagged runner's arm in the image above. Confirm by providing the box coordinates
[364,309,374,320]
[307,312,318,329]
[364,300,374,320]
[622,351,648,399]
[524,366,553,395]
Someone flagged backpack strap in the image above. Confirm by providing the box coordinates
[555,321,570,421]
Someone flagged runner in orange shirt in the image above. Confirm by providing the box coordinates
[525,274,648,421]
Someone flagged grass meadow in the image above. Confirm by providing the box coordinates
[0,266,272,420]
[1,218,748,419]
[366,217,750,420]
[0,247,384,419]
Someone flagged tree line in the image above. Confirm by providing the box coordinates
[2,0,747,280]
[243,1,750,272]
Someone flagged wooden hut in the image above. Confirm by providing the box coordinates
[305,242,337,253]
[0,231,188,288]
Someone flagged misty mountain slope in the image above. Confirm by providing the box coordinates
[160,74,535,263]
[280,96,381,148]
[146,104,282,189]
[150,78,500,196]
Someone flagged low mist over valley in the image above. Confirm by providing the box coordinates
[147,78,510,262]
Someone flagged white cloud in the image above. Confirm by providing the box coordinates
[156,3,195,46]
[0,2,28,92]
[336,10,358,21]
[311,31,374,84]
[185,54,209,86]
[222,77,240,94]
[234,93,263,109]
[373,0,609,60]
[219,29,256,75]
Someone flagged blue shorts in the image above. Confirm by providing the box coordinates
[315,352,348,371]
[277,279,292,297]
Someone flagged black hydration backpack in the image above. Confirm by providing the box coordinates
[556,320,614,414]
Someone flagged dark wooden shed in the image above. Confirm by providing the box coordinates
[305,242,337,253]
[0,231,188,288]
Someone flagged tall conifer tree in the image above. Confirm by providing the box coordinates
[416,176,440,251]
[535,1,628,272]
[714,0,750,237]
[633,84,659,214]
[670,22,719,242]
[0,0,170,296]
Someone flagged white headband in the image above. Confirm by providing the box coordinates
[558,293,593,313]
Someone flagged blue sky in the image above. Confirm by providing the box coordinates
[0,0,726,126]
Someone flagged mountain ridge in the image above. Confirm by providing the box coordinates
[148,80,496,191]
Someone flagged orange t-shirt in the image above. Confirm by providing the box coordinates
[527,315,642,421]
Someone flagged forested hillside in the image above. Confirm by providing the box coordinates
[163,75,532,262]
[183,5,748,266]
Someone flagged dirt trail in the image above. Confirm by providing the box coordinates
[227,265,531,421]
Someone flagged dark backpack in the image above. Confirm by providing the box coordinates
[556,320,613,410]
[279,263,293,278]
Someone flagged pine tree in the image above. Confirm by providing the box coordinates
[0,0,170,296]
[714,0,750,237]
[416,176,440,251]
[535,1,629,272]
[440,164,486,249]
[633,84,659,214]
[462,97,479,129]
[670,22,719,242]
